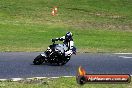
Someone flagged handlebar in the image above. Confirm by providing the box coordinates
[52,41,55,44]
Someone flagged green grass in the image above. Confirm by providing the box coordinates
[0,77,132,88]
[0,0,132,52]
[0,23,132,52]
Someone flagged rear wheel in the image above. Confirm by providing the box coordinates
[33,55,45,65]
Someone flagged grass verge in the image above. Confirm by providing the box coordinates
[0,77,131,88]
[0,23,132,52]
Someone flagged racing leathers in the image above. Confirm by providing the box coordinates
[52,36,74,56]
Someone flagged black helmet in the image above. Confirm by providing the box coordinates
[65,32,73,40]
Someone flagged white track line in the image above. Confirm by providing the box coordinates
[114,53,132,55]
[11,78,24,82]
[118,56,132,59]
[32,77,47,79]
[63,76,75,77]
[49,77,59,79]
[0,76,75,82]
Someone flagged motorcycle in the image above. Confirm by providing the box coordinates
[33,40,76,66]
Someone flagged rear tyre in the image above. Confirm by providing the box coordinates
[33,55,45,65]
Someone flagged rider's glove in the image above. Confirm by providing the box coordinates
[59,38,64,41]
[52,39,56,42]
[65,50,73,56]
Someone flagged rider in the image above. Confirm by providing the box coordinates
[51,32,75,56]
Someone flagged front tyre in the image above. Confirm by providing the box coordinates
[33,55,45,65]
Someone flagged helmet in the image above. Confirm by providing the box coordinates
[65,32,73,40]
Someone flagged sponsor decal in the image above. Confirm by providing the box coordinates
[76,66,131,85]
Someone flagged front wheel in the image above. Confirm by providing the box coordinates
[33,55,45,65]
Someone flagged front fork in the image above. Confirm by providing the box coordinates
[40,47,52,61]
[40,46,51,56]
[40,53,47,57]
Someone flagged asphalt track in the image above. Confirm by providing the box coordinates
[0,52,132,79]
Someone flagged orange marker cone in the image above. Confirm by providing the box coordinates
[51,6,58,16]
[54,7,58,13]
[51,9,55,16]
